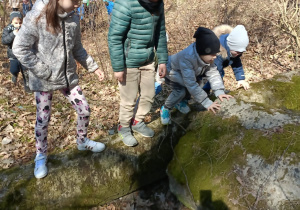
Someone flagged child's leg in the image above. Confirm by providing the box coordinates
[60,85,90,144]
[119,68,140,127]
[135,62,155,122]
[164,79,187,110]
[9,59,20,78]
[35,91,53,154]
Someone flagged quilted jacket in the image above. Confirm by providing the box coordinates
[12,0,98,91]
[108,0,168,72]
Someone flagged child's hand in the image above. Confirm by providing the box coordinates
[94,69,105,81]
[158,64,167,78]
[218,94,233,102]
[207,101,221,114]
[114,71,124,83]
[237,80,250,90]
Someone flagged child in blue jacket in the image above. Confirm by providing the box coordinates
[160,27,232,125]
[202,25,250,92]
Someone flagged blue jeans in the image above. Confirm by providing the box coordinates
[164,78,190,110]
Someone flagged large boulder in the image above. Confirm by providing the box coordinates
[0,115,188,209]
[167,71,300,210]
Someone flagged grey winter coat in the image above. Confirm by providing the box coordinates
[166,43,225,108]
[12,0,98,92]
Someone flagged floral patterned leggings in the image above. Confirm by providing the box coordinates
[34,85,90,154]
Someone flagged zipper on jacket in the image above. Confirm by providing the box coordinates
[62,20,69,88]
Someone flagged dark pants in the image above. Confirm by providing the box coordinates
[164,78,191,110]
[10,59,27,83]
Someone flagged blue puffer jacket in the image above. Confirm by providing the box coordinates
[166,43,225,109]
[215,34,245,81]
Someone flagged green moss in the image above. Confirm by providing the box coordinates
[168,112,245,205]
[168,110,300,208]
[242,124,300,163]
[1,176,36,210]
[244,76,300,111]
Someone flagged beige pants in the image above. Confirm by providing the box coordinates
[119,62,155,127]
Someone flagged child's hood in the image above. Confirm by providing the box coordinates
[213,24,233,38]
[213,25,233,59]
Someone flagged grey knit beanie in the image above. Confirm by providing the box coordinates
[227,25,249,52]
[10,11,23,23]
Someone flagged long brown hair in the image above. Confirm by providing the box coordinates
[36,0,61,34]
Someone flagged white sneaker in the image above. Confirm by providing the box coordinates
[175,100,191,114]
[160,106,171,125]
[77,138,106,152]
[34,153,48,179]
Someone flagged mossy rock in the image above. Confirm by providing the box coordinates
[167,72,300,210]
[0,117,189,210]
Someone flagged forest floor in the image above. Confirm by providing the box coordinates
[0,0,298,208]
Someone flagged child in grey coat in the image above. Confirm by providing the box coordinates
[12,0,106,179]
[161,27,233,125]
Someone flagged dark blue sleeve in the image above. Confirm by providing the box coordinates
[231,57,245,81]
[214,55,224,75]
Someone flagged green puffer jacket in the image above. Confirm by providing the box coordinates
[108,0,168,72]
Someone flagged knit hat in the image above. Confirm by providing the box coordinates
[10,11,23,22]
[193,27,220,55]
[227,25,249,52]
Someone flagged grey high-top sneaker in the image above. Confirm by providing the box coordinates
[131,120,154,138]
[118,125,138,147]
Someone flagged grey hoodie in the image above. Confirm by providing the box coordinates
[12,0,98,92]
[166,43,225,108]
